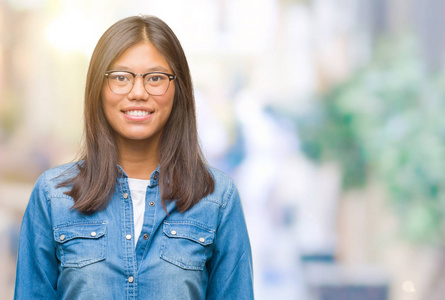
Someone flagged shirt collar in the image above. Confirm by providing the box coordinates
[117,164,160,187]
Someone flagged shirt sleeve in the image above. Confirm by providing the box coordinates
[206,180,254,300]
[14,172,58,299]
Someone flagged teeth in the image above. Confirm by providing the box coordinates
[126,110,149,117]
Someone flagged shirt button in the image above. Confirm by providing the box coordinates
[123,193,129,199]
[126,234,132,240]
[153,174,158,180]
[199,237,205,243]
[91,232,97,237]
[60,234,66,241]
[128,276,134,283]
[143,233,149,240]
[171,230,177,235]
[149,201,155,207]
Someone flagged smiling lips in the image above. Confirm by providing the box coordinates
[122,109,153,119]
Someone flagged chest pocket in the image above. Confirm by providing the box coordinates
[54,222,107,268]
[160,221,215,270]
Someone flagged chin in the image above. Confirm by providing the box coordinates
[119,131,160,142]
[127,135,153,141]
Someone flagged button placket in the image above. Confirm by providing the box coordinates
[117,177,138,292]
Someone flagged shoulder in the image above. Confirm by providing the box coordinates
[206,167,239,209]
[35,162,80,198]
[24,162,80,219]
[42,161,79,179]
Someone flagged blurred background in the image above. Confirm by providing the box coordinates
[1,0,444,299]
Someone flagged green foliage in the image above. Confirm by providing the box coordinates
[297,37,445,243]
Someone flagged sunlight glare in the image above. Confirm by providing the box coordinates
[46,13,102,56]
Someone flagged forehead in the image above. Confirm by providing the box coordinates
[110,42,172,72]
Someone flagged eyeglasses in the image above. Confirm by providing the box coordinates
[104,70,176,95]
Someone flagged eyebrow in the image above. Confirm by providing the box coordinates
[110,65,171,73]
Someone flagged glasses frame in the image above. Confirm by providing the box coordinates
[104,70,177,96]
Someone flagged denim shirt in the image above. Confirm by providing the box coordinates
[14,163,254,299]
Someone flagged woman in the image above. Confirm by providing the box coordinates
[14,15,253,299]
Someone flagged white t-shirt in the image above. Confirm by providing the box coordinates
[127,178,150,246]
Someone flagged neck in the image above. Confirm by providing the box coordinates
[117,137,160,180]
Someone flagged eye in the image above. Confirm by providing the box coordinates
[116,75,128,82]
[146,74,168,83]
[150,76,162,82]
[109,72,132,83]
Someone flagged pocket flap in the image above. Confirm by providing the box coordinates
[54,222,107,244]
[163,222,214,245]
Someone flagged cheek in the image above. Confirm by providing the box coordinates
[101,88,118,113]
[161,96,174,118]
[163,88,175,112]
[100,96,119,130]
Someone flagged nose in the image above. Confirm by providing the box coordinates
[128,75,149,100]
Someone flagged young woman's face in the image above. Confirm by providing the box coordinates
[101,42,175,146]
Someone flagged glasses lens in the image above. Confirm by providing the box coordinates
[107,72,133,94]
[144,73,171,95]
